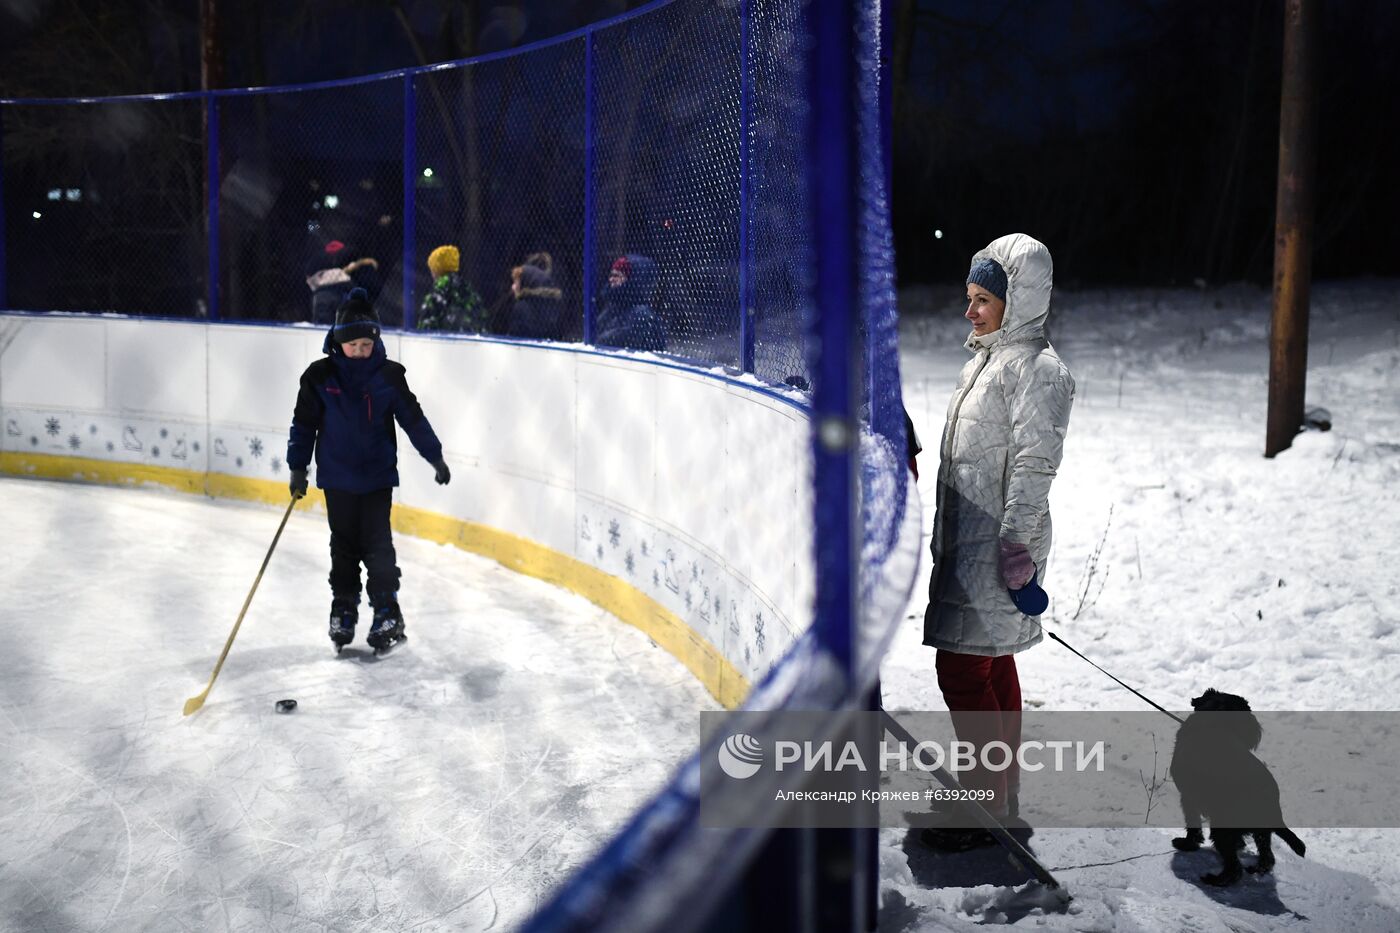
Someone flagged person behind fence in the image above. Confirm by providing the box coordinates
[503,251,564,340]
[920,233,1075,852]
[306,240,380,325]
[286,287,452,652]
[596,254,665,353]
[418,245,486,333]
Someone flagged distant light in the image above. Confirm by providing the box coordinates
[308,221,320,232]
[934,229,944,239]
[311,200,320,210]
[47,189,61,201]
[32,211,42,219]
[65,188,81,201]
[323,195,339,209]
[422,167,434,178]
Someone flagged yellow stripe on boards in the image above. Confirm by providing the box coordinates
[0,451,748,708]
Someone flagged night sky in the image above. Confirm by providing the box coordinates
[2,0,1399,289]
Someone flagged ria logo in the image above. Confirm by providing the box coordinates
[717,733,763,779]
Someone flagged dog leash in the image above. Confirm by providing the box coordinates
[1048,632,1184,724]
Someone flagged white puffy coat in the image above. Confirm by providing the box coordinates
[923,234,1075,656]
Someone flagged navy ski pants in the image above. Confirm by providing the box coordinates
[324,488,400,602]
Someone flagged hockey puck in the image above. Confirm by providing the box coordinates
[275,699,298,713]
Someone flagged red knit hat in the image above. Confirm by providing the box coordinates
[610,256,631,277]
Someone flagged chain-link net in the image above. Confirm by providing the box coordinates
[0,98,204,317]
[215,79,403,324]
[750,0,812,387]
[412,39,585,339]
[591,0,742,365]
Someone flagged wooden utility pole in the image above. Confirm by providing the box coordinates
[1265,0,1317,458]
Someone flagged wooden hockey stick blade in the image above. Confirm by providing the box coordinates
[183,498,297,716]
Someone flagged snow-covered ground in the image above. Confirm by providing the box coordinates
[3,281,1397,932]
[0,480,717,931]
[879,280,1400,931]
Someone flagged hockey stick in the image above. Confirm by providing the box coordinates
[183,497,297,716]
[880,710,1068,899]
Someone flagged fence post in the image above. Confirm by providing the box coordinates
[402,73,418,331]
[738,0,755,373]
[0,106,7,311]
[582,33,597,345]
[807,0,862,929]
[206,94,220,321]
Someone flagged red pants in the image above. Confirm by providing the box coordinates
[935,650,1023,815]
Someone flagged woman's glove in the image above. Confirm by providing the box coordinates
[289,469,308,500]
[999,539,1035,590]
[433,460,451,485]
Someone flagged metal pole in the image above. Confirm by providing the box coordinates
[402,74,418,330]
[206,95,221,321]
[738,0,755,373]
[1265,0,1317,458]
[807,0,861,927]
[0,106,8,311]
[202,0,221,320]
[582,33,597,345]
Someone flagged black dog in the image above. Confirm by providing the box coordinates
[1169,688,1306,886]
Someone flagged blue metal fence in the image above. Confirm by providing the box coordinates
[1,0,917,927]
[0,0,818,385]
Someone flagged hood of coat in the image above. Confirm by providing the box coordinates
[965,233,1054,352]
[607,253,658,307]
[322,328,388,391]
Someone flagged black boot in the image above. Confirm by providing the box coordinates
[367,592,405,650]
[328,593,358,649]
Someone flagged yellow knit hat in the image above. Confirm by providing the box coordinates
[427,245,460,279]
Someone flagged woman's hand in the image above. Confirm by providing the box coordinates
[999,539,1035,590]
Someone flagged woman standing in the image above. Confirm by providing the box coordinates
[923,233,1075,849]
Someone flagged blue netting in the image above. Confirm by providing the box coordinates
[215,80,404,323]
[0,99,204,316]
[749,0,812,386]
[412,40,585,338]
[591,0,742,364]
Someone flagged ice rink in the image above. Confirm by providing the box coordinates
[0,477,717,931]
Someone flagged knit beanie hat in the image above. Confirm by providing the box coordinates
[333,288,381,343]
[966,258,1008,301]
[610,256,632,278]
[427,245,459,279]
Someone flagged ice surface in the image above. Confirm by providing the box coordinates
[882,281,1400,931]
[0,479,717,931]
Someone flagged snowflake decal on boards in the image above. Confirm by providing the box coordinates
[624,550,634,574]
[608,520,621,547]
[45,418,61,436]
[653,570,661,587]
[106,441,114,452]
[271,457,282,474]
[68,434,80,450]
[159,428,168,439]
[596,543,604,560]
[236,456,244,468]
[248,437,264,459]
[640,540,649,557]
[192,441,201,453]
[151,446,160,458]
[88,424,98,435]
[30,436,39,446]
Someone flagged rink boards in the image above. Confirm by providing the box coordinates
[0,313,815,707]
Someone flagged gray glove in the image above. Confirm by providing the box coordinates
[433,460,451,485]
[289,468,308,500]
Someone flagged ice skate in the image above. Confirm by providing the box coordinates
[367,593,405,653]
[329,594,358,652]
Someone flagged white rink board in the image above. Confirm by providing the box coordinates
[0,313,812,685]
